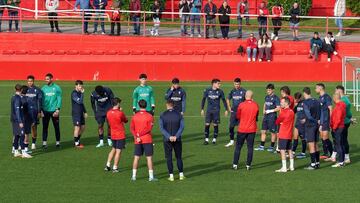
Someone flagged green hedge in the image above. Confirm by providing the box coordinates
[267,0,312,16]
[347,0,360,15]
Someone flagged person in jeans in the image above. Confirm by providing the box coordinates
[218,1,231,39]
[46,0,62,33]
[334,0,346,37]
[93,0,107,34]
[236,0,246,39]
[74,0,91,34]
[246,33,257,62]
[0,0,6,32]
[179,0,190,36]
[130,0,141,35]
[257,1,268,37]
[271,3,283,41]
[110,0,121,36]
[7,0,21,32]
[323,32,338,62]
[258,33,272,62]
[189,0,202,38]
[150,0,162,36]
[289,3,300,41]
[204,0,217,39]
[308,32,323,61]
[243,0,250,25]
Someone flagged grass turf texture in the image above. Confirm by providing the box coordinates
[0,81,359,202]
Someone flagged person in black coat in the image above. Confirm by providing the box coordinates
[218,1,231,39]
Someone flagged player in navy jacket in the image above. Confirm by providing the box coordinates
[91,85,114,148]
[201,79,229,145]
[302,87,321,170]
[225,78,246,147]
[72,80,88,148]
[164,78,186,114]
[25,75,43,150]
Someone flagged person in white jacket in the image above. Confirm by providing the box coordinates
[46,0,62,33]
[334,0,345,37]
[258,33,272,62]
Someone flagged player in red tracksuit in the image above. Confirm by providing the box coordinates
[232,90,259,171]
[275,97,295,172]
[330,93,346,168]
[130,99,157,181]
[104,98,128,173]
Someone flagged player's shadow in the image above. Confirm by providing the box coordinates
[181,161,230,178]
[251,159,282,169]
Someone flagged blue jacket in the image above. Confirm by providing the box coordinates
[93,0,108,9]
[75,0,91,9]
[310,37,323,49]
[159,109,184,141]
[165,87,186,113]
[204,2,217,19]
[190,0,202,13]
[11,94,24,123]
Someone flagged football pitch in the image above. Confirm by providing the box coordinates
[0,81,359,202]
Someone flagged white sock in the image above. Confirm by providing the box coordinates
[132,169,137,178]
[331,152,337,159]
[149,170,154,179]
[282,160,287,169]
[106,162,111,167]
[230,140,234,143]
[100,140,104,144]
[56,141,60,145]
[25,147,28,151]
[75,142,79,146]
[43,141,47,146]
[290,159,294,169]
[169,174,174,178]
[179,172,184,177]
[113,165,118,170]
[205,138,209,142]
[345,154,350,160]
[212,138,216,142]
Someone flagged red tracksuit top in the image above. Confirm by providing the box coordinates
[247,37,258,49]
[330,101,346,130]
[236,99,259,133]
[276,107,295,140]
[130,109,154,144]
[272,6,283,18]
[106,108,128,140]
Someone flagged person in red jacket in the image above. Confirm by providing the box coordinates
[246,33,258,62]
[271,3,283,41]
[104,98,128,173]
[330,93,346,168]
[257,1,269,36]
[232,90,259,171]
[130,99,157,181]
[275,97,295,172]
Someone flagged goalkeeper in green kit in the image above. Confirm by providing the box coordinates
[133,74,156,115]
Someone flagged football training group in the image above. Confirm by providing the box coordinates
[10,72,354,182]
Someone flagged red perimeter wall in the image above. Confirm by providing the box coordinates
[0,33,359,82]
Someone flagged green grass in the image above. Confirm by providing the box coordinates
[0,81,359,202]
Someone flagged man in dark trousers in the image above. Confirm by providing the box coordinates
[164,78,186,115]
[204,0,217,39]
[159,100,185,181]
[232,90,259,171]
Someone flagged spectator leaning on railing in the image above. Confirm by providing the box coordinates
[189,0,202,38]
[242,0,250,25]
[289,2,300,41]
[0,0,5,32]
[271,3,283,41]
[46,0,62,33]
[246,33,257,62]
[110,0,121,36]
[204,0,217,39]
[93,0,108,35]
[334,0,346,37]
[323,32,338,62]
[257,1,268,37]
[236,0,246,39]
[7,0,20,32]
[218,0,231,40]
[74,0,91,34]
[179,0,190,36]
[308,32,323,61]
[130,0,141,35]
[258,33,272,62]
[150,0,162,36]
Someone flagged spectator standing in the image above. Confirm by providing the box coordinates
[236,0,246,39]
[74,0,91,34]
[130,0,141,35]
[271,3,283,41]
[334,0,346,37]
[150,0,162,36]
[7,0,20,32]
[309,32,323,61]
[323,32,338,62]
[218,1,231,39]
[243,0,250,25]
[179,0,190,36]
[289,2,300,41]
[93,0,108,34]
[258,33,272,62]
[246,33,257,62]
[0,0,6,32]
[110,0,121,36]
[189,0,202,38]
[204,0,217,39]
[46,0,62,33]
[257,1,268,37]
